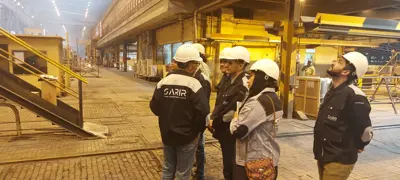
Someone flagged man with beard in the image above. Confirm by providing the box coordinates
[313,52,373,180]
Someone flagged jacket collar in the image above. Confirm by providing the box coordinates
[168,69,193,77]
[330,81,350,95]
[260,88,276,94]
[230,72,246,84]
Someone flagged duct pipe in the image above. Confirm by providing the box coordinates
[194,0,240,41]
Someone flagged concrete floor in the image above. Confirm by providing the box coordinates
[0,67,400,179]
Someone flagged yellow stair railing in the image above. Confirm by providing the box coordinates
[0,27,87,84]
[0,49,79,98]
[0,28,87,128]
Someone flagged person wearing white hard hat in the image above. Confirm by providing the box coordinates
[215,47,233,95]
[150,44,210,180]
[209,46,250,180]
[230,59,282,180]
[193,43,211,80]
[314,51,373,180]
[191,43,211,180]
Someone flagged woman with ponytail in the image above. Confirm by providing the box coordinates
[230,59,283,180]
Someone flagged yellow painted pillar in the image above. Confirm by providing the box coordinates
[280,0,300,119]
[338,46,344,57]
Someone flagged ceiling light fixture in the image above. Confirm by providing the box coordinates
[82,26,86,38]
[84,1,91,18]
[52,0,61,17]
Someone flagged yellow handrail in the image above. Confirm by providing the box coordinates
[0,28,88,84]
[0,54,79,98]
[0,48,79,96]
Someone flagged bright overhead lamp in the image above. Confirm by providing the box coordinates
[17,2,20,6]
[52,1,61,17]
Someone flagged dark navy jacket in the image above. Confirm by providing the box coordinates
[314,82,373,164]
[150,70,210,146]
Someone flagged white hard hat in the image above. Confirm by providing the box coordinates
[250,59,280,80]
[192,43,205,54]
[342,52,369,78]
[173,44,203,63]
[226,46,251,63]
[219,47,232,59]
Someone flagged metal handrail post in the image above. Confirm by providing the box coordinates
[78,81,84,127]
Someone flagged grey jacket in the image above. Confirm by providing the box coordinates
[230,88,283,166]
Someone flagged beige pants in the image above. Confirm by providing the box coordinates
[318,162,355,180]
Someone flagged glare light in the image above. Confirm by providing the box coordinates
[32,16,34,18]
[52,1,61,17]
[82,26,86,38]
[62,25,66,33]
[84,1,91,18]
[17,2,20,6]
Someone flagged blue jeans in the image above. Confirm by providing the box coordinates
[195,133,206,180]
[162,137,198,180]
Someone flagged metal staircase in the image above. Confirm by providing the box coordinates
[0,27,96,138]
[0,69,94,137]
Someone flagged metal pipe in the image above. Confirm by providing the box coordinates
[0,103,21,136]
[194,0,225,41]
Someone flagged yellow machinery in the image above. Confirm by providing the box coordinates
[203,11,400,118]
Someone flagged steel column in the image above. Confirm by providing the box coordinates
[280,0,299,119]
[123,43,128,72]
[116,45,120,70]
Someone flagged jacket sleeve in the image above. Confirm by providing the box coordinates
[230,100,270,140]
[193,87,210,133]
[149,87,163,116]
[352,95,373,149]
[204,80,211,101]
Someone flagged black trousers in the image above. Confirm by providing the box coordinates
[233,165,279,180]
[218,137,235,180]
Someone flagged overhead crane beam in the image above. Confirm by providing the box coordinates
[207,34,381,48]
